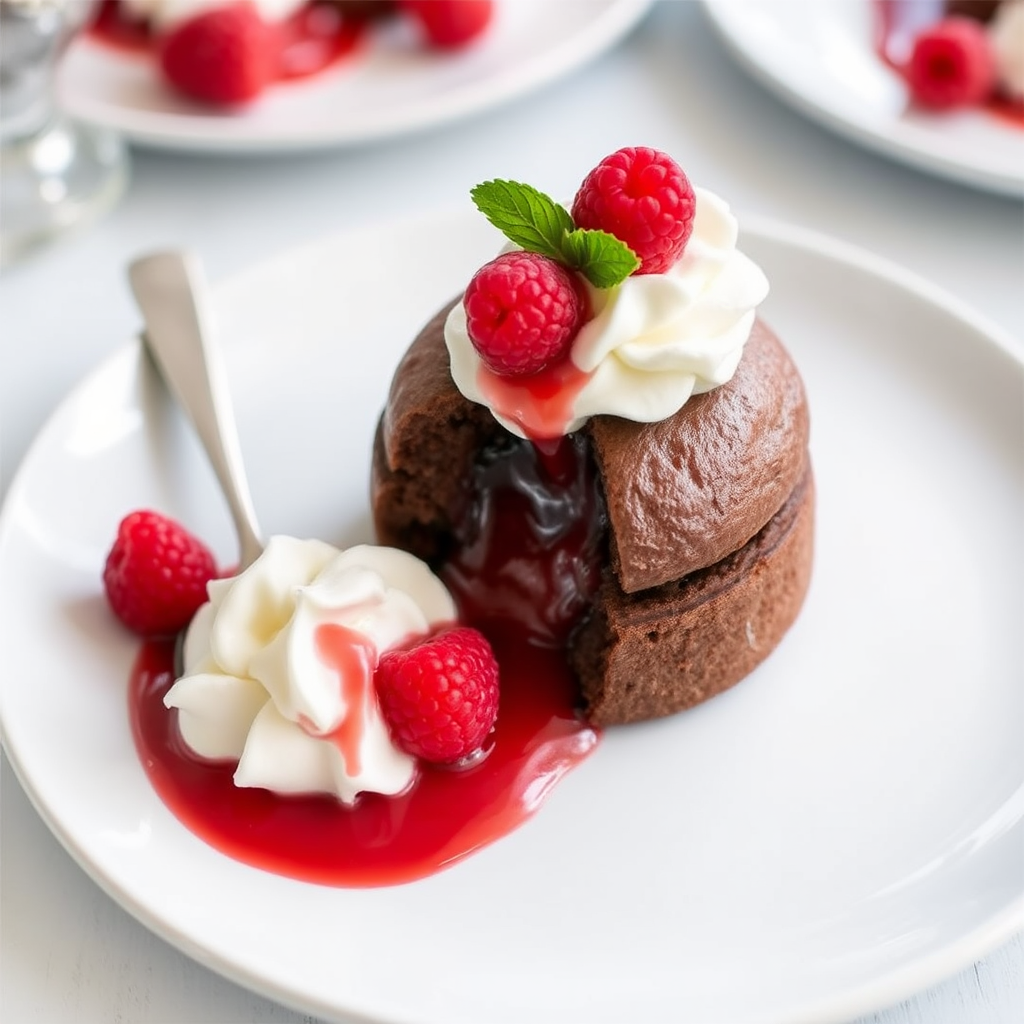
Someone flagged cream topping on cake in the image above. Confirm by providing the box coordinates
[444,187,769,440]
[164,538,456,804]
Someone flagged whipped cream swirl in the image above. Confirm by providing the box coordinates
[122,0,306,30]
[445,187,769,439]
[163,537,456,804]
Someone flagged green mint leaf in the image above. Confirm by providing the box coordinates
[470,180,574,261]
[562,229,640,288]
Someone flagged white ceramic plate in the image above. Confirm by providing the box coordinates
[702,0,1024,196]
[56,0,651,153]
[1,211,1022,1024]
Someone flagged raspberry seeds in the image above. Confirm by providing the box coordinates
[464,147,698,380]
[572,147,697,275]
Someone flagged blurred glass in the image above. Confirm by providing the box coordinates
[1,0,129,269]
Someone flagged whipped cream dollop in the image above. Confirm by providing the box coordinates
[445,187,769,440]
[122,0,305,30]
[163,537,456,804]
[990,0,1024,100]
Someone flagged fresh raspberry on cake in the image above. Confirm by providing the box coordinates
[464,251,585,377]
[103,510,218,637]
[904,17,997,108]
[400,0,494,48]
[571,147,696,275]
[376,626,500,764]
[159,2,278,105]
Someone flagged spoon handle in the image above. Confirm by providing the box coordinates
[128,250,264,571]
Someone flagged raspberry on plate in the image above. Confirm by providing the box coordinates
[400,0,494,49]
[571,147,697,276]
[904,16,997,109]
[159,3,278,106]
[375,626,500,764]
[464,250,585,378]
[103,510,218,637]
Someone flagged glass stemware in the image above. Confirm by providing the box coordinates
[0,0,129,269]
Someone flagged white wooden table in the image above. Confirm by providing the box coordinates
[2,3,1022,1021]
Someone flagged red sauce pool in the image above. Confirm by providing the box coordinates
[89,0,366,84]
[131,634,597,886]
[129,417,605,885]
[873,0,1024,127]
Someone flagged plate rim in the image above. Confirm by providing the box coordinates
[1,211,1022,1024]
[58,0,654,154]
[700,0,1024,198]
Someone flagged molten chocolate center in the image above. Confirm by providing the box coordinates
[439,434,608,647]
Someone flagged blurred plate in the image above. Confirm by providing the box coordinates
[57,0,652,153]
[702,0,1024,196]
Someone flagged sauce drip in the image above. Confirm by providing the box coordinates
[312,622,376,776]
[130,636,597,887]
[128,350,608,886]
[476,355,592,441]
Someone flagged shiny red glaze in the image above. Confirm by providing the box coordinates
[130,633,598,887]
[476,352,592,441]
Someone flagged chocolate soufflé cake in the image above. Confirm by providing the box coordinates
[371,148,814,726]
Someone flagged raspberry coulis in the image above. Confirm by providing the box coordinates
[309,622,375,769]
[128,435,604,886]
[90,1,365,82]
[873,0,1024,126]
[476,354,592,441]
[130,631,596,886]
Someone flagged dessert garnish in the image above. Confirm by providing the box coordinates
[159,2,281,106]
[111,149,795,888]
[905,15,997,109]
[376,625,500,764]
[375,148,812,738]
[104,509,218,636]
[876,0,1024,120]
[110,246,596,886]
[446,146,769,440]
[399,0,494,49]
[91,0,496,106]
[160,537,490,803]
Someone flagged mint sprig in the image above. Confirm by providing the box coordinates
[470,179,639,289]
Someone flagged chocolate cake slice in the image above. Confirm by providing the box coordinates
[372,301,813,725]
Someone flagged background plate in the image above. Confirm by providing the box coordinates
[0,211,1022,1024]
[57,0,652,153]
[702,0,1024,197]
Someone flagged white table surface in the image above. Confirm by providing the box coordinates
[2,2,1022,1022]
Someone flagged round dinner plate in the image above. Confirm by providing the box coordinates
[56,0,652,154]
[702,0,1024,197]
[1,210,1022,1024]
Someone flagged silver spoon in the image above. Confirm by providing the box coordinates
[128,250,264,572]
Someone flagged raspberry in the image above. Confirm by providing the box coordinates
[464,251,584,377]
[375,627,500,764]
[904,17,997,109]
[159,3,277,106]
[571,147,697,275]
[400,0,494,49]
[103,510,218,637]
